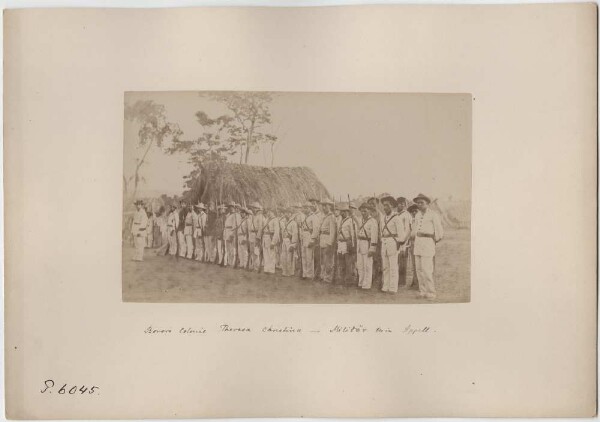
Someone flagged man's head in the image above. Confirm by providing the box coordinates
[407,204,419,217]
[339,204,350,219]
[359,204,369,219]
[396,197,407,212]
[320,200,333,214]
[381,196,397,215]
[367,197,378,208]
[135,200,144,210]
[413,193,431,212]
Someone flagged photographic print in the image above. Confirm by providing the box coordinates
[123,91,471,304]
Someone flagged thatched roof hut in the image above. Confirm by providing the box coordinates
[183,162,331,208]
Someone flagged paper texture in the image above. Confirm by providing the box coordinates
[4,5,597,418]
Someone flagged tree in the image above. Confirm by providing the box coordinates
[124,100,183,201]
[202,92,278,164]
[167,110,236,166]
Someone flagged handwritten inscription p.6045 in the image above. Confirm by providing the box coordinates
[40,380,99,395]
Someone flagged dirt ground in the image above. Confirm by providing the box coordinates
[122,229,470,304]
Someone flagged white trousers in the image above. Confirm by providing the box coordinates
[356,239,373,288]
[246,233,256,270]
[262,236,275,273]
[168,230,178,255]
[194,236,204,261]
[281,238,296,276]
[381,238,399,292]
[134,234,145,261]
[237,237,249,268]
[415,255,436,297]
[225,237,236,267]
[177,231,187,257]
[301,232,314,279]
[216,239,225,265]
[185,234,194,259]
[204,236,214,262]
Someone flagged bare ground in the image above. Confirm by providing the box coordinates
[123,229,470,304]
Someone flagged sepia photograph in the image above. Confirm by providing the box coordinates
[123,91,471,304]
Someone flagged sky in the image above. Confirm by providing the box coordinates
[123,91,471,201]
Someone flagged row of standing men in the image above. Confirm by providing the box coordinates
[131,193,444,299]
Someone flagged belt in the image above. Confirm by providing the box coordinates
[358,236,369,240]
[167,225,173,228]
[417,232,435,239]
[139,228,145,231]
[320,231,330,235]
[185,224,192,226]
[382,234,396,238]
[225,226,233,229]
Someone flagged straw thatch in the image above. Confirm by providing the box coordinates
[183,162,331,208]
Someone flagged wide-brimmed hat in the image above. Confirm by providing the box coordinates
[134,199,144,206]
[413,193,431,204]
[320,199,334,206]
[195,202,206,210]
[396,197,407,205]
[337,203,350,212]
[359,202,373,210]
[249,201,261,209]
[380,195,397,206]
[349,202,358,210]
[407,204,419,213]
[308,198,319,203]
[227,201,236,207]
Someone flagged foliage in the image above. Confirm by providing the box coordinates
[124,100,183,200]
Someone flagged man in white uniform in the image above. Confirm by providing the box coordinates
[379,195,408,293]
[224,202,238,268]
[131,200,148,261]
[301,203,317,280]
[184,203,195,259]
[396,197,412,287]
[249,202,265,271]
[194,202,207,262]
[319,199,336,283]
[356,203,378,289]
[411,193,444,300]
[166,204,179,258]
[261,208,279,274]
